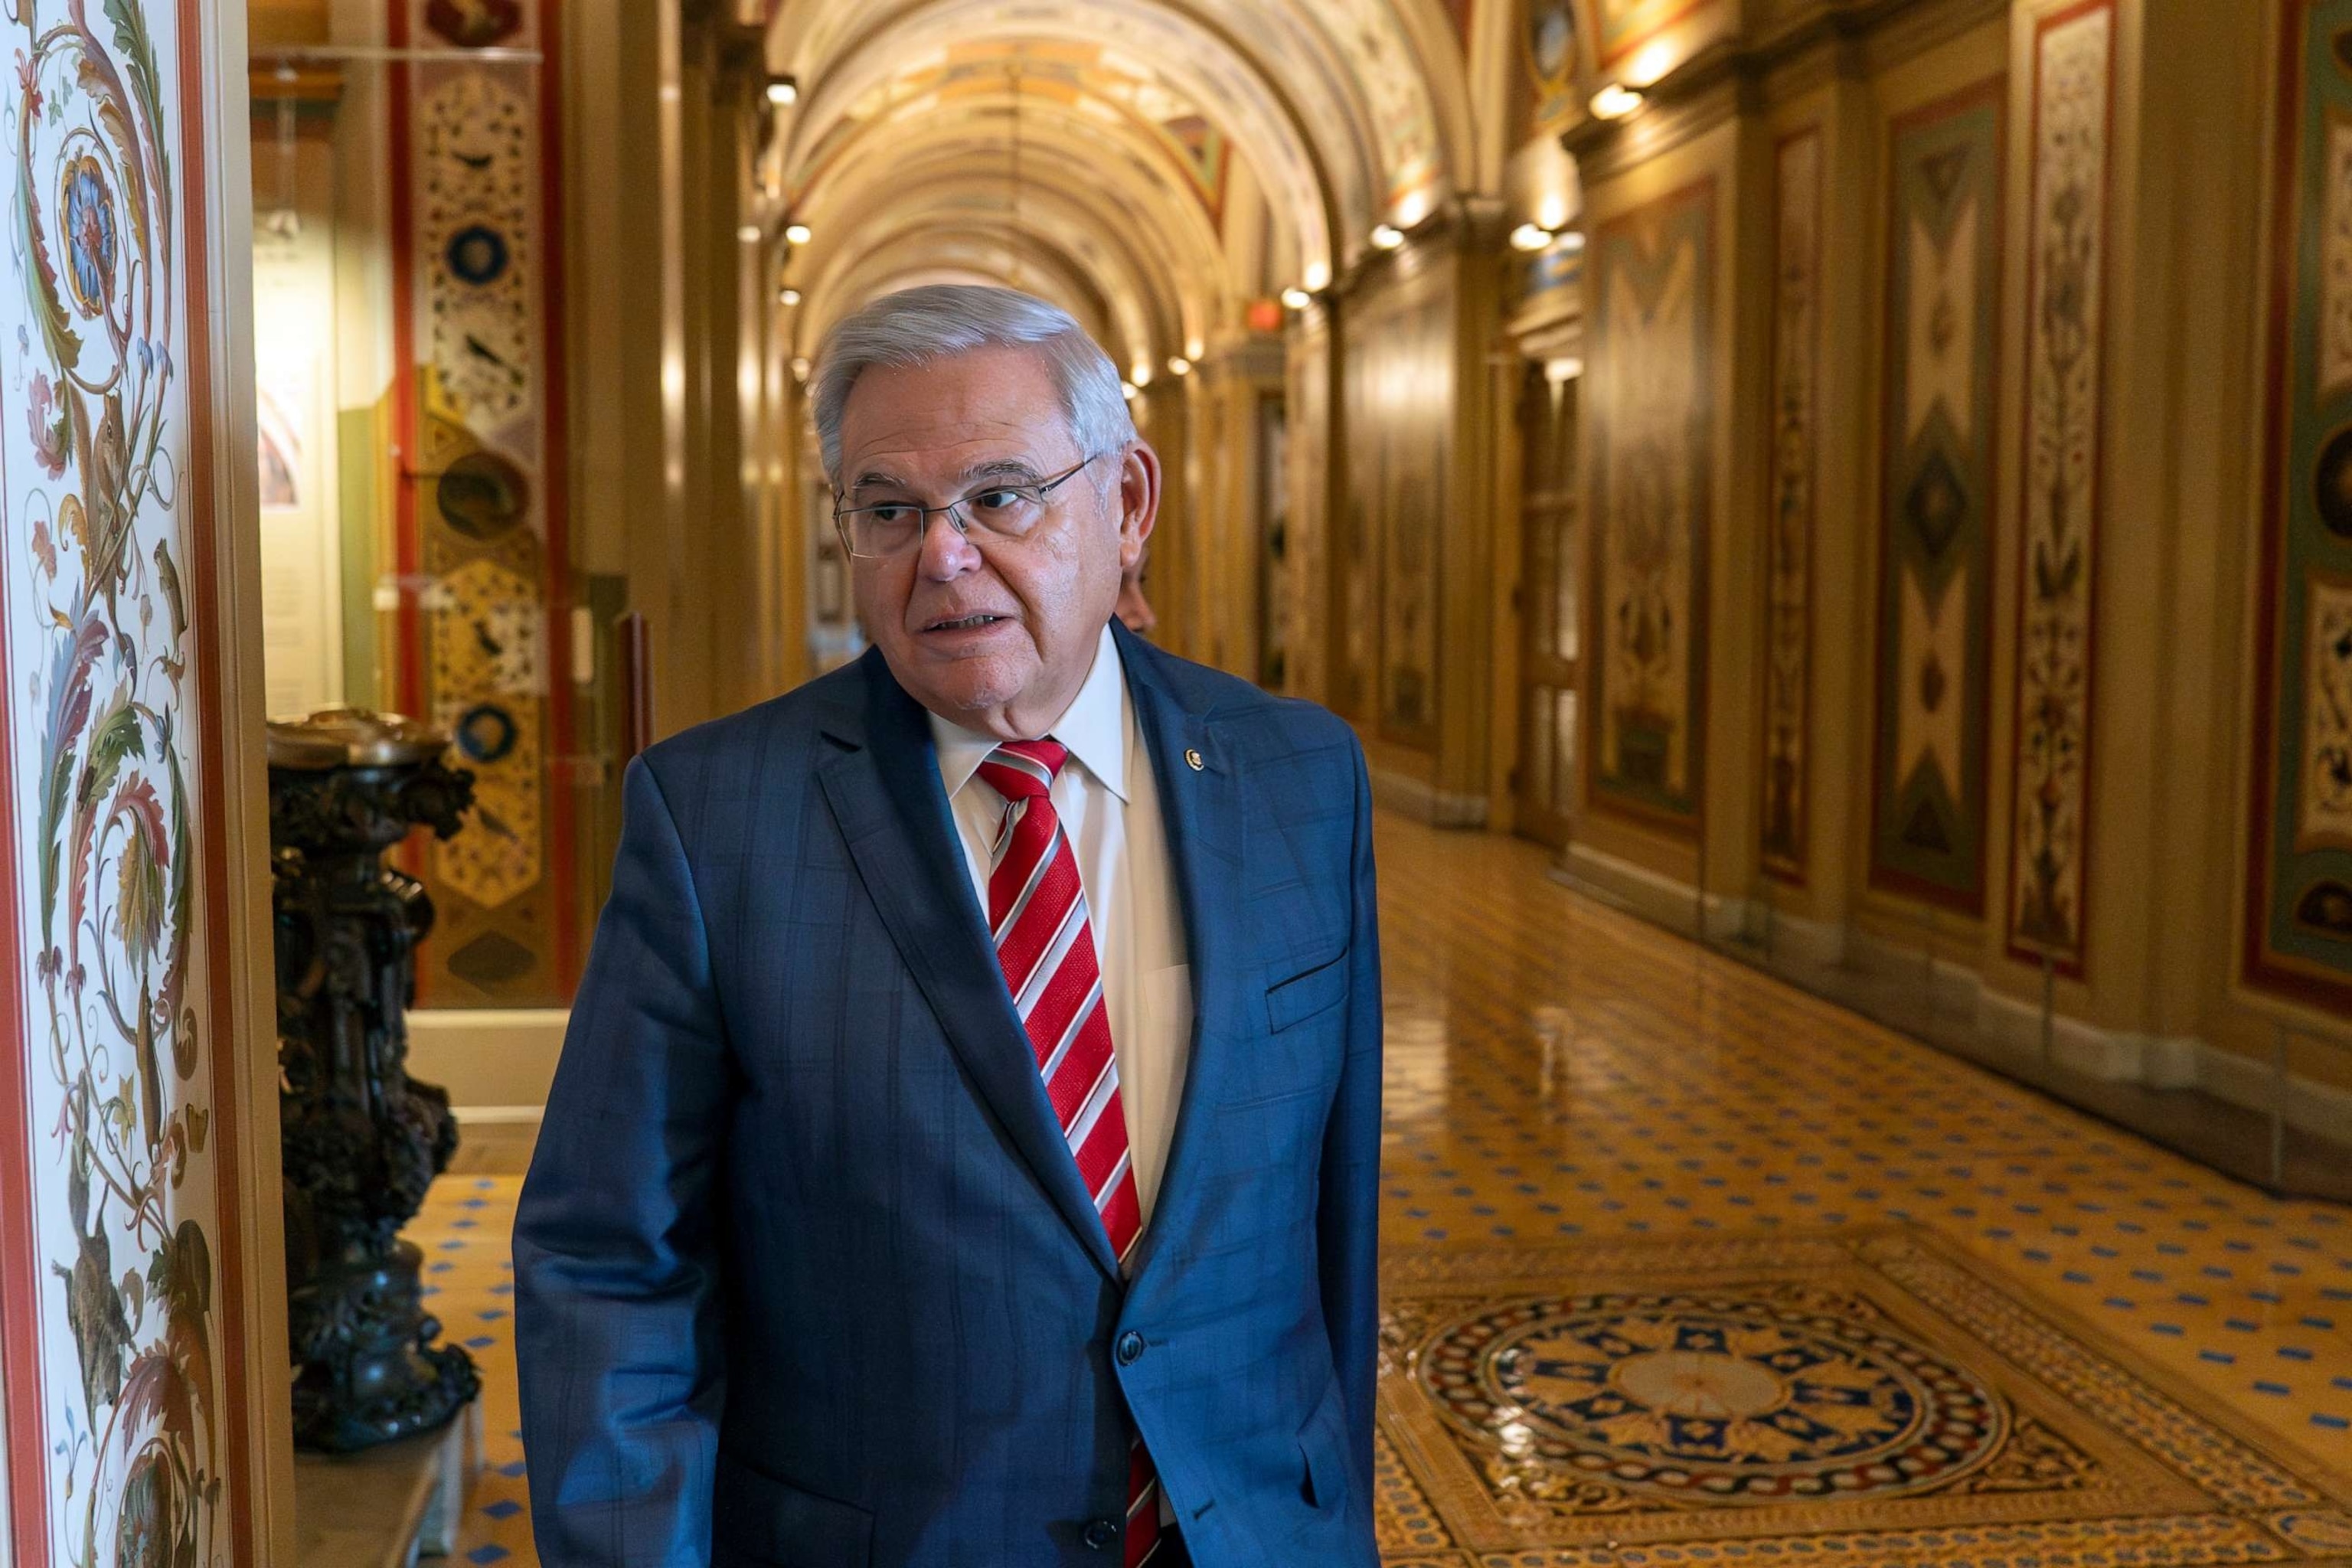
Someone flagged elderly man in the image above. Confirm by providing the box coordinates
[514,285,1382,1567]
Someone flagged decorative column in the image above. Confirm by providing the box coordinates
[267,710,480,1452]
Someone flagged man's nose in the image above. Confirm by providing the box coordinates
[917,507,983,579]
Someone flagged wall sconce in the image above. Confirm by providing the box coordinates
[1369,224,1405,250]
[766,76,799,106]
[784,221,813,245]
[737,224,763,243]
[1280,286,1312,310]
[778,288,802,305]
[1510,223,1555,253]
[1591,83,1644,119]
[1167,357,1192,377]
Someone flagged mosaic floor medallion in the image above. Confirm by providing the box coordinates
[1379,1228,2352,1564]
[1417,1290,2009,1503]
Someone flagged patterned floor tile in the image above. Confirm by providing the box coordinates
[404,812,2352,1565]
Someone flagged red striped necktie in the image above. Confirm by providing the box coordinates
[976,739,1171,1566]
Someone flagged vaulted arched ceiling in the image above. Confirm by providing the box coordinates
[764,0,1475,350]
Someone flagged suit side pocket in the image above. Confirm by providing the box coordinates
[713,1451,874,1567]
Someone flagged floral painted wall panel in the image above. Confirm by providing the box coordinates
[1870,81,2004,913]
[2008,0,2114,974]
[0,2,247,1563]
[2248,0,2352,1011]
[392,0,575,1007]
[1761,129,1821,885]
[1586,178,1713,831]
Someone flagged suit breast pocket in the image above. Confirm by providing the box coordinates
[1263,946,1348,1035]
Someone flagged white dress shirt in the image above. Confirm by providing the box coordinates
[929,624,1194,1224]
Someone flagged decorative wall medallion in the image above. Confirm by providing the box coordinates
[1418,1292,2009,1502]
[1587,179,1713,829]
[2008,0,2114,973]
[444,224,511,286]
[1761,130,1821,884]
[1,2,237,1560]
[1870,82,2002,911]
[56,149,118,318]
[2250,0,2352,1006]
[2294,877,2352,939]
[436,450,529,541]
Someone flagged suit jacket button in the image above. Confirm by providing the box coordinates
[1116,1330,1146,1365]
[1083,1517,1121,1550]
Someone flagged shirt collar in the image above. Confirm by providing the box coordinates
[929,622,1130,804]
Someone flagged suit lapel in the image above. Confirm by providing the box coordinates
[1112,624,1246,1288]
[814,652,1120,1282]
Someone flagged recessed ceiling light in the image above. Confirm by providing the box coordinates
[1280,286,1312,310]
[1167,357,1191,376]
[778,288,802,305]
[784,222,813,244]
[737,224,763,243]
[1510,223,1554,253]
[766,78,798,106]
[1369,224,1404,250]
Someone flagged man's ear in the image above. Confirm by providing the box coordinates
[1116,442,1161,572]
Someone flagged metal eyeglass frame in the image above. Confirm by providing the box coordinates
[831,449,1112,559]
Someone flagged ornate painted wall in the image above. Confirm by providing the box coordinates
[1585,178,1713,829]
[2008,0,2114,973]
[2249,0,2352,1011]
[1870,80,2003,912]
[0,2,259,1561]
[1762,129,1822,884]
[391,0,574,1006]
[1339,260,1453,751]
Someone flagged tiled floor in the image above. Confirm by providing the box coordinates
[408,812,2352,1564]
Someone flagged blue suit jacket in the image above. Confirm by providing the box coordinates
[514,622,1382,1566]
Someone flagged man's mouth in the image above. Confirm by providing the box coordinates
[925,613,1008,632]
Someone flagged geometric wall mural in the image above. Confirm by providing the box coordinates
[394,0,573,1005]
[2248,0,2352,1009]
[2009,0,2114,975]
[1870,81,2004,912]
[0,2,252,1561]
[1586,178,1714,830]
[1762,129,1822,884]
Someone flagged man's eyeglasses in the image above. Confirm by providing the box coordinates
[833,451,1110,560]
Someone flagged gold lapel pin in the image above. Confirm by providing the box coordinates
[1184,747,1204,771]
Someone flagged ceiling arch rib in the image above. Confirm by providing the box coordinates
[796,127,1209,347]
[772,0,1369,281]
[812,230,1126,362]
[796,161,1200,376]
[790,78,1231,318]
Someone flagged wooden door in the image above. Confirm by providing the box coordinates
[1514,364,1582,849]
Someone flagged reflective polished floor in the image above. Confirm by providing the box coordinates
[413,812,2352,1565]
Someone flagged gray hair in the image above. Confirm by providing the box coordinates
[811,284,1137,487]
